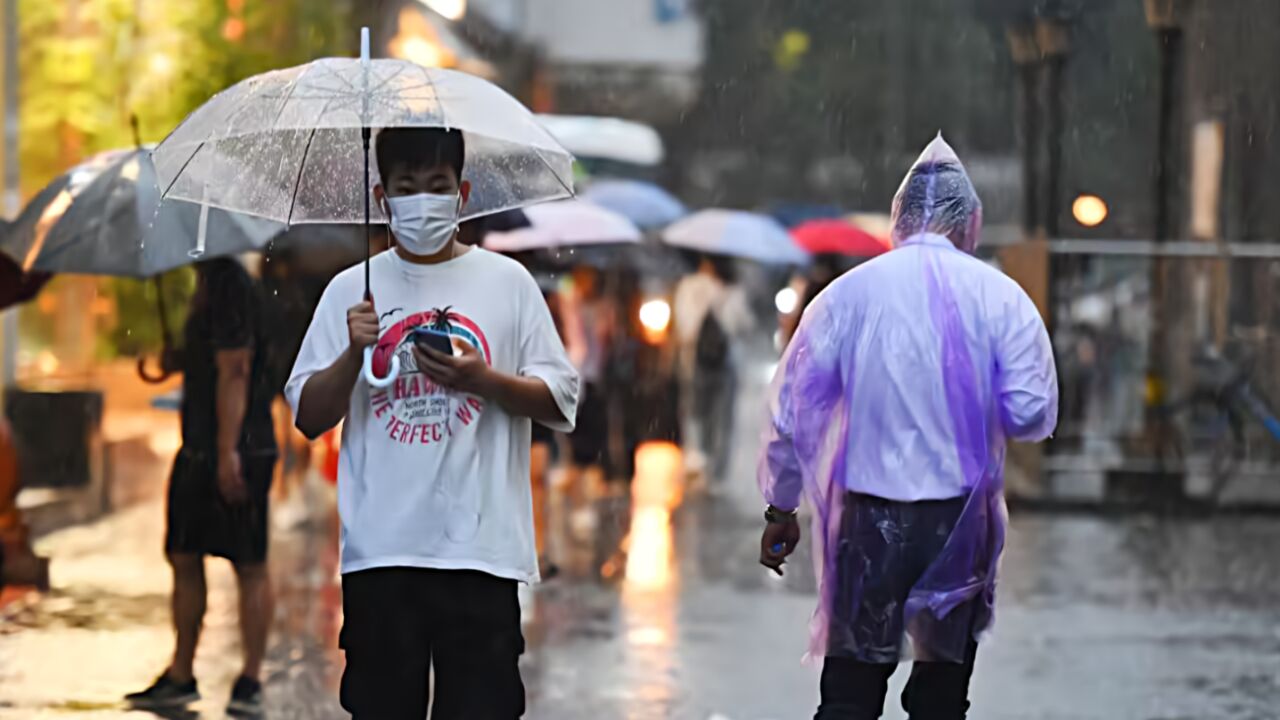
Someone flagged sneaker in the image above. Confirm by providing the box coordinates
[227,675,263,716]
[124,674,200,709]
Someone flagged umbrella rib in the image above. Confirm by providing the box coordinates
[531,145,575,201]
[160,141,206,201]
[285,127,320,228]
[367,65,404,97]
[419,66,448,130]
[269,64,311,133]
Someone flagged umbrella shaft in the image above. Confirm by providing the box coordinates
[363,126,371,301]
[154,276,172,346]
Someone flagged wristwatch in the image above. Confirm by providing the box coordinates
[764,505,799,524]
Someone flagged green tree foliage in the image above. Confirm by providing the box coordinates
[17,0,354,360]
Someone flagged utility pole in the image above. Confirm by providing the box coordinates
[1144,0,1184,472]
[1038,18,1069,240]
[1006,24,1041,239]
[2,0,21,389]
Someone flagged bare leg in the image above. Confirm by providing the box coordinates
[531,443,551,557]
[234,562,274,681]
[167,553,207,683]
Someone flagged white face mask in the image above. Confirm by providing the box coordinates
[385,192,461,256]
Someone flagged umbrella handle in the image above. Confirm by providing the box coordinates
[138,276,175,384]
[362,345,400,388]
[137,354,173,385]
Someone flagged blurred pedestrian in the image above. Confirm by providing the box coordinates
[127,257,278,714]
[780,253,844,347]
[674,253,754,485]
[532,272,567,577]
[562,265,617,535]
[758,136,1058,719]
[285,128,578,719]
[0,259,52,593]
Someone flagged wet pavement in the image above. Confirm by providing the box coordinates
[3,359,1280,719]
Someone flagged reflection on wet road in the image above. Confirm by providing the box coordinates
[4,381,1280,718]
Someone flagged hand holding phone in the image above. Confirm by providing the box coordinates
[412,327,455,357]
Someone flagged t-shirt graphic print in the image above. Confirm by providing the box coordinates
[371,306,491,446]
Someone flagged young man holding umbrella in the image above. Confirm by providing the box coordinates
[286,128,578,718]
[758,136,1057,719]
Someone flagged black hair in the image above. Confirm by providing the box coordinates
[708,254,737,283]
[374,128,466,187]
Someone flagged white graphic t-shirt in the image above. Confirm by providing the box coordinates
[285,248,579,582]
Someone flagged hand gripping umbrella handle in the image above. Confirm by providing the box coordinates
[362,345,400,388]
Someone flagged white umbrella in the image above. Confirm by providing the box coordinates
[152,28,575,388]
[483,199,641,252]
[535,114,664,166]
[662,208,809,265]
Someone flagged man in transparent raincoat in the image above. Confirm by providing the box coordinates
[757,136,1058,719]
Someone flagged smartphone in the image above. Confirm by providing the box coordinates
[411,327,455,357]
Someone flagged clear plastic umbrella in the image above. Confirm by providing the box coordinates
[151,29,575,387]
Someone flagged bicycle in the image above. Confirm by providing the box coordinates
[1159,346,1280,501]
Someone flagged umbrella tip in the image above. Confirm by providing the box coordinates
[360,27,370,63]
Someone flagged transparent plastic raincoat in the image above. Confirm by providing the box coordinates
[759,136,1058,663]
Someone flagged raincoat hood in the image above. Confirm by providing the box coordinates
[890,134,983,253]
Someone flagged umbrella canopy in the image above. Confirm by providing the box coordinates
[0,147,282,278]
[535,114,664,166]
[846,212,894,241]
[790,219,891,258]
[152,59,574,226]
[474,208,530,234]
[581,179,686,229]
[662,209,808,266]
[768,203,845,229]
[483,199,641,253]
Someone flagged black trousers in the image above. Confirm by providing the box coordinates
[340,568,525,719]
[815,640,978,720]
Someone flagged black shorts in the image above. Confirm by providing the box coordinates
[340,567,525,720]
[568,382,607,466]
[531,418,556,448]
[165,449,275,565]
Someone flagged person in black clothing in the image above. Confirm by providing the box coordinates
[127,258,278,715]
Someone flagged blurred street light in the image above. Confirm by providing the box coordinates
[1071,194,1108,227]
[639,298,671,344]
[397,35,447,67]
[418,0,466,21]
[774,286,798,315]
